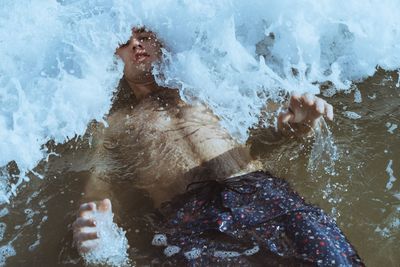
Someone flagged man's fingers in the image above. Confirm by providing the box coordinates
[315,98,325,114]
[303,93,315,106]
[289,92,301,105]
[278,111,294,125]
[98,198,112,213]
[78,202,96,217]
[75,232,98,242]
[72,218,96,229]
[288,92,302,112]
[325,103,334,120]
[78,243,98,254]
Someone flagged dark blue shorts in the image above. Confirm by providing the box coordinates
[153,171,364,266]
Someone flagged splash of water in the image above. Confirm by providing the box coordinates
[1,0,400,204]
[307,119,339,175]
[82,210,129,266]
[386,160,397,190]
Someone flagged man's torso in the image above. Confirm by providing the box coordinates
[99,90,253,204]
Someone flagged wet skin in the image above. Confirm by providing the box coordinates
[72,28,334,254]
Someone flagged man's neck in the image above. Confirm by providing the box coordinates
[125,77,161,100]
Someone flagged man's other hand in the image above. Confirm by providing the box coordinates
[72,199,112,254]
[278,92,334,136]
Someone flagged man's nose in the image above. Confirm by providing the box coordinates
[132,38,143,50]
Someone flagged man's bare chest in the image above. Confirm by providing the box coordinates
[105,98,238,169]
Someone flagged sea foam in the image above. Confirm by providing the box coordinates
[1,0,400,205]
[81,210,129,266]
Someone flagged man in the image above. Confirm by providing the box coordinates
[72,27,362,266]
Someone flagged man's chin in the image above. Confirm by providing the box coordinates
[125,71,154,84]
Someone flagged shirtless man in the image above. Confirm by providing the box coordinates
[72,27,363,266]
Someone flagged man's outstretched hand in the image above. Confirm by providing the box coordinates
[72,199,112,254]
[277,92,334,136]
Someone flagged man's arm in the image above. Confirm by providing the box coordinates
[72,124,120,254]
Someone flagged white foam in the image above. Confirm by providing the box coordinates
[390,218,400,228]
[82,210,129,267]
[354,88,362,103]
[183,248,202,260]
[386,122,398,134]
[1,0,400,204]
[0,0,124,203]
[213,250,241,258]
[0,244,16,267]
[0,208,8,218]
[343,111,362,120]
[24,209,36,219]
[243,245,260,256]
[152,234,168,246]
[164,246,181,257]
[0,223,6,241]
[386,160,397,190]
[374,226,390,237]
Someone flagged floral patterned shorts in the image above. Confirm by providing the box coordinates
[152,171,364,266]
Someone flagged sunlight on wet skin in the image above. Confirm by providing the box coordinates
[0,0,400,265]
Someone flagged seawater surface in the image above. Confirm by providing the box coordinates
[1,71,399,266]
[0,0,399,266]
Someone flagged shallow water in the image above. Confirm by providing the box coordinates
[1,1,400,266]
[251,69,400,266]
[0,70,398,266]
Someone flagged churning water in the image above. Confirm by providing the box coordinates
[0,0,399,266]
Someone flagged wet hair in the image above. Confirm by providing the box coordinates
[132,26,147,33]
[117,26,164,50]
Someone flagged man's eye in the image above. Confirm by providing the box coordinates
[139,36,151,41]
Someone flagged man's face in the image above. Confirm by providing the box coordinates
[116,28,162,82]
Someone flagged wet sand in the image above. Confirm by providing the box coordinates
[1,70,399,266]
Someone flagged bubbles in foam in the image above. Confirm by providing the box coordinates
[82,210,129,267]
[0,244,16,267]
[152,233,168,246]
[213,250,241,258]
[154,0,400,142]
[0,223,6,241]
[354,88,362,103]
[0,0,125,203]
[385,160,397,190]
[243,245,260,256]
[396,70,400,87]
[386,122,398,134]
[1,0,400,203]
[343,111,362,120]
[24,209,36,219]
[183,248,202,260]
[0,208,8,218]
[164,246,181,257]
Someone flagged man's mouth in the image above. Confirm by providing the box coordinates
[134,52,150,62]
